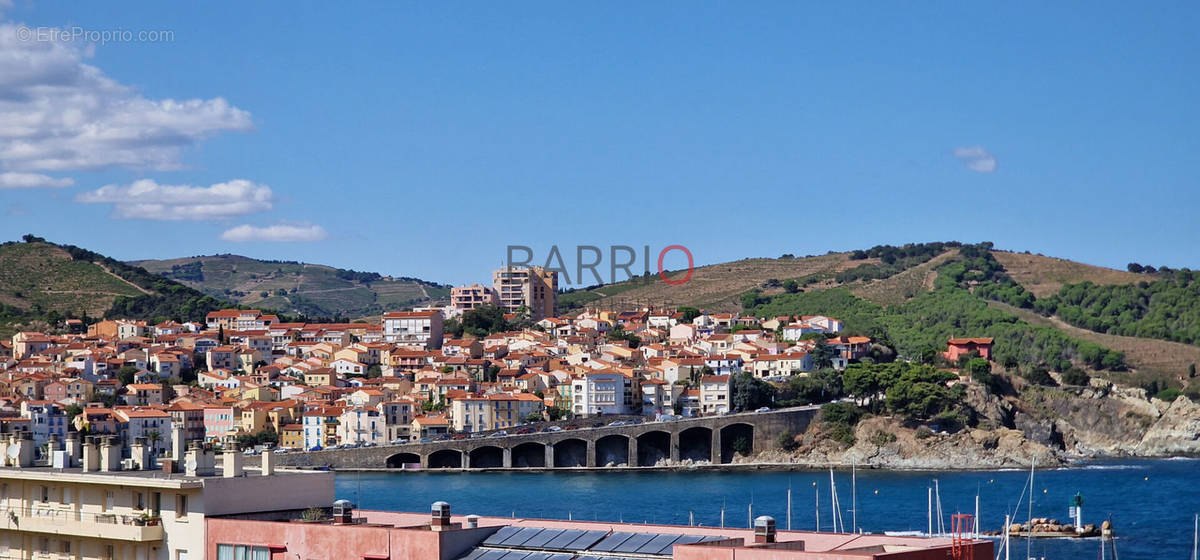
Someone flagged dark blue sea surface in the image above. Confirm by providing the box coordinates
[335,458,1200,559]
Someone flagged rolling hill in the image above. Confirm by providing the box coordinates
[0,236,234,336]
[130,255,450,319]
[558,242,1200,385]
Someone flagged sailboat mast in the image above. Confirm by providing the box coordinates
[786,485,792,531]
[1026,457,1035,560]
[851,464,857,533]
[974,494,980,539]
[814,483,820,532]
[927,487,932,537]
[1192,513,1197,560]
[1002,514,1011,560]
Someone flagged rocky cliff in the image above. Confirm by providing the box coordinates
[758,378,1200,470]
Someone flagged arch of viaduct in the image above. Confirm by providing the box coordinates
[269,406,818,470]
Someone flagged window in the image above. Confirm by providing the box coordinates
[134,491,145,510]
[176,494,188,518]
[218,544,268,560]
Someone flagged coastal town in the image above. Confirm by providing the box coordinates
[0,264,996,559]
[2,265,949,459]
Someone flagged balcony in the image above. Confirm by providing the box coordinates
[2,506,164,542]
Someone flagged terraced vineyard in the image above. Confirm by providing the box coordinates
[132,254,448,318]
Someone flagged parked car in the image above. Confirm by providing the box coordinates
[516,427,535,434]
[420,437,432,443]
[452,434,469,440]
[362,442,377,447]
[563,425,580,430]
[542,426,563,433]
[489,431,508,438]
[390,438,407,445]
[608,420,626,427]
[470,432,485,439]
[308,445,323,452]
[755,407,771,413]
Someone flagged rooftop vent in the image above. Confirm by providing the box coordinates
[431,501,451,530]
[332,499,354,524]
[754,515,777,543]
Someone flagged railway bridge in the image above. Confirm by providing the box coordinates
[268,406,819,470]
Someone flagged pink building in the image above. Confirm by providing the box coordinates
[203,405,238,442]
[205,501,990,560]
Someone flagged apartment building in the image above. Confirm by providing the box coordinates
[450,284,500,312]
[699,375,732,415]
[381,311,444,349]
[0,435,333,560]
[492,266,557,321]
[571,371,634,417]
[336,407,385,445]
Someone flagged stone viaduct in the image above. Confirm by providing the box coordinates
[268,406,818,470]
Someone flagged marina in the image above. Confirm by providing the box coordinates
[335,458,1200,559]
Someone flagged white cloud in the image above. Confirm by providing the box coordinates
[0,22,252,172]
[75,178,273,220]
[952,146,997,173]
[220,223,328,243]
[0,171,73,188]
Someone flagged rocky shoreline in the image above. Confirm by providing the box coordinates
[746,378,1200,471]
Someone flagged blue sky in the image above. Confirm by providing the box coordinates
[1,1,1196,286]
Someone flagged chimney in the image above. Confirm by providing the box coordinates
[754,516,777,544]
[260,449,275,476]
[100,436,120,472]
[171,424,185,464]
[465,515,480,529]
[46,433,61,452]
[202,445,217,475]
[431,501,451,531]
[130,437,148,470]
[185,442,202,476]
[82,437,100,472]
[223,449,243,477]
[332,499,354,524]
[65,433,80,466]
[16,433,34,468]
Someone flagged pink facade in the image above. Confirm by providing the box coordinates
[205,509,991,560]
[204,406,237,441]
[206,517,495,560]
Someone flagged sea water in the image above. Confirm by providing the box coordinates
[335,458,1200,559]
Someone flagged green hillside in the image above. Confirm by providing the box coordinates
[559,242,1200,385]
[131,255,450,319]
[0,236,238,336]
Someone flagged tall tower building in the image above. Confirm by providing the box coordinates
[492,266,557,321]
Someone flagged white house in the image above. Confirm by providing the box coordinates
[571,371,634,417]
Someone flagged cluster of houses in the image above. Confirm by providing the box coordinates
[0,301,877,458]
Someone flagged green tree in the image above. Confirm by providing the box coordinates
[460,305,510,337]
[731,373,776,410]
[677,307,701,323]
[783,279,800,293]
[117,365,139,386]
[1061,368,1090,386]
